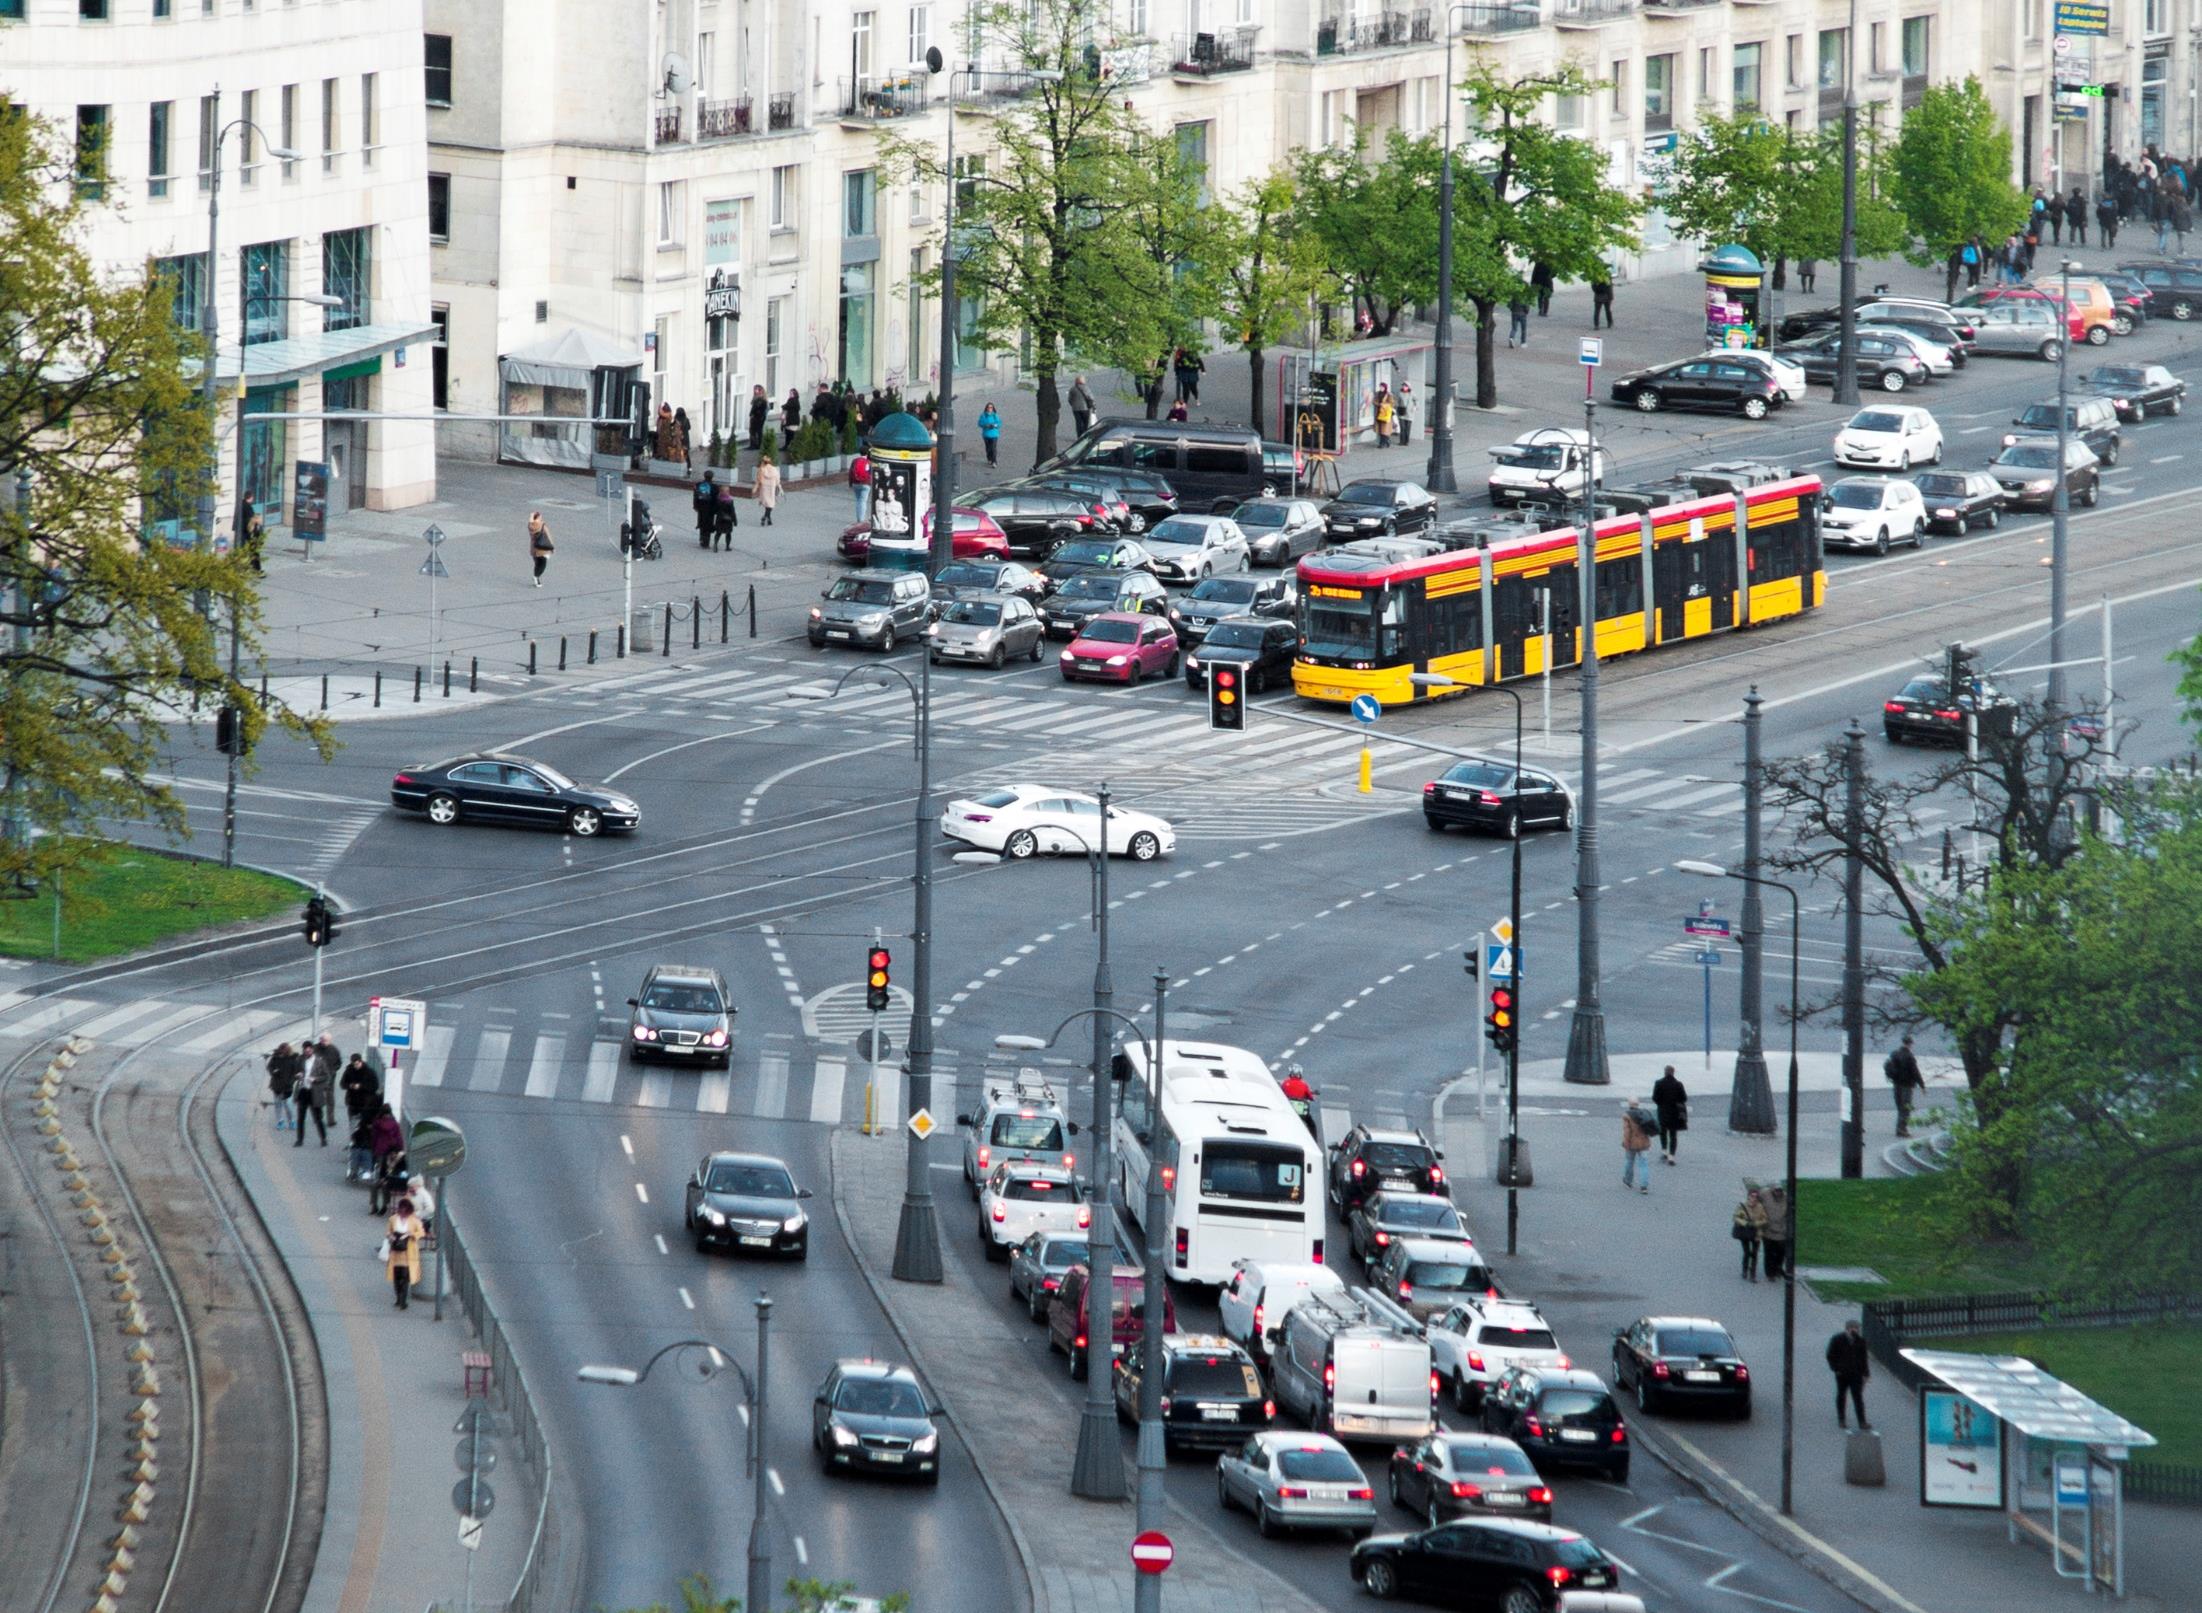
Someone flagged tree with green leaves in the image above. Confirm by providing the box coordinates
[1658,112,1810,273]
[1450,60,1640,409]
[1291,131,1442,339]
[880,0,1152,464]
[2,108,324,898]
[1782,120,1910,266]
[1214,167,1338,438]
[1891,77,2030,302]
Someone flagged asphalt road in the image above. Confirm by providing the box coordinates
[18,307,2202,1612]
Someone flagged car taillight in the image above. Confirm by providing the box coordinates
[1422,781,1436,795]
[1612,1425,1628,1442]
[1062,1153,1075,1171]
[991,1204,1007,1222]
[1174,1227,1189,1268]
[1076,1206,1092,1229]
[1524,1417,1544,1439]
[1398,1281,1412,1300]
[1160,1396,1172,1416]
[1883,701,1905,714]
[1529,1486,1553,1505]
[1160,1165,1175,1190]
[1252,1304,1265,1336]
[1277,1486,1309,1499]
[1479,791,1502,805]
[1348,1485,1374,1500]
[1428,1164,1444,1185]
[1323,1363,1336,1394]
[1736,1365,1750,1381]
[967,812,993,824]
[1263,1399,1276,1420]
[1450,1481,1482,1499]
[1431,1370,1441,1402]
[1374,1230,1390,1247]
[1935,708,1962,720]
[1075,1333,1087,1348]
[1042,1276,1059,1290]
[1312,1238,1323,1264]
[976,1146,991,1169]
[1467,1352,1485,1372]
[394,773,416,784]
[1351,1159,1365,1177]
[1653,1361,1670,1379]
[1547,1566,1574,1589]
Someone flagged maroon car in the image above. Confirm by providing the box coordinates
[1059,612,1179,684]
[837,507,1012,564]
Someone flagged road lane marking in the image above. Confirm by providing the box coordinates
[525,1034,566,1099]
[635,1182,649,1204]
[584,1041,621,1103]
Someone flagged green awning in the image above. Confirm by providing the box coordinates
[323,355,384,384]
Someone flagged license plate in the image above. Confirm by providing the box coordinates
[873,1451,903,1464]
[1685,1370,1722,1383]
[1200,1406,1239,1421]
[827,629,852,640]
[1560,1428,1596,1443]
[738,1235,772,1248]
[1485,1492,1523,1506]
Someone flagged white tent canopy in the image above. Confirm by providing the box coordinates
[499,327,645,468]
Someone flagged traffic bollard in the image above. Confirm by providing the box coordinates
[529,641,538,677]
[662,601,673,657]
[470,656,478,693]
[692,595,701,650]
[559,636,569,672]
[320,673,329,711]
[587,629,597,665]
[721,590,730,642]
[414,666,422,702]
[374,669,382,708]
[617,623,626,658]
[747,583,757,638]
[442,660,451,697]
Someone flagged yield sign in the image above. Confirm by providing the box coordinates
[1130,1530,1174,1576]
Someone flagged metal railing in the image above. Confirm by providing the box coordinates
[654,105,682,144]
[767,91,798,130]
[1552,0,1639,21]
[1317,8,1435,53]
[840,74,929,120]
[1455,2,1544,33]
[1170,28,1259,75]
[698,95,755,139]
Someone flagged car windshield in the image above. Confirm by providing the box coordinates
[1201,1140,1307,1204]
[1446,1441,1537,1477]
[1054,541,1117,567]
[1442,762,1513,790]
[1079,618,1139,644]
[1276,1447,1366,1482]
[1655,1327,1737,1356]
[1552,1539,1607,1569]
[643,982,722,1013]
[1336,483,1394,506]
[1361,1142,1433,1174]
[991,1113,1065,1149]
[1040,1237,1089,1267]
[1899,678,1949,700]
[1479,1323,1558,1350]
[706,1162,794,1196]
[1404,1260,1482,1291]
[1496,441,1568,468]
[2017,405,2066,427]
[1003,1175,1083,1202]
[1381,1199,1464,1234]
[2091,368,2145,386]
[1828,483,1889,510]
[1913,474,1969,496]
[1172,1357,1261,1398]
[1234,504,1286,528]
[1997,444,2061,468]
[1148,520,1210,547]
[1191,578,1258,604]
[1202,622,1268,650]
[1057,576,1119,601]
[1538,1390,1612,1419]
[935,564,992,588]
[837,1377,928,1417]
[945,601,1004,625]
[1848,412,1907,433]
[826,577,894,604]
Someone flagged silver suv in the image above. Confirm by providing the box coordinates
[627,964,734,1068]
[957,1071,1076,1196]
[809,571,931,651]
[1967,300,2065,362]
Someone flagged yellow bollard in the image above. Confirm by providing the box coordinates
[1358,746,1373,794]
[863,1081,876,1136]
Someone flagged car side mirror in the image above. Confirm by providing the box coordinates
[1067,1121,1080,1136]
[626,997,641,1007]
[956,1113,975,1128]
[813,1394,829,1408]
[927,1402,947,1418]
[1434,1150,1446,1161]
[797,1187,814,1199]
[1613,1327,1628,1341]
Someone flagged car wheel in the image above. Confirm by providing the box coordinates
[1126,658,1142,686]
[1951,513,1967,536]
[2087,325,2110,345]
[2083,481,2100,507]
[1741,395,1769,420]
[1985,505,2001,529]
[1255,1498,1281,1538]
[989,644,1006,669]
[1069,1344,1087,1381]
[2172,395,2186,416]
[1363,1558,1398,1599]
[1503,809,1521,839]
[1387,1466,1402,1506]
[2041,339,2065,361]
[1426,1499,1443,1531]
[928,652,942,666]
[1454,1373,1475,1414]
[1166,652,1180,678]
[1129,512,1147,532]
[1128,830,1161,862]
[1633,389,1661,413]
[1886,726,1906,745]
[2114,314,2135,337]
[1218,1468,1233,1511]
[1881,370,1907,393]
[879,626,896,653]
[1500,1585,1543,1613]
[567,806,603,838]
[2103,441,2120,466]
[1897,451,1910,472]
[1874,528,1891,557]
[1004,829,1039,860]
[425,793,460,826]
[1029,636,1044,662]
[1612,1457,1630,1484]
[1911,522,1926,549]
[1249,666,1266,695]
[1638,1374,1657,1415]
[1560,800,1574,830]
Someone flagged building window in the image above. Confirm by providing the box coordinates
[852,10,875,79]
[427,172,451,241]
[321,77,340,174]
[1128,0,1148,35]
[1817,30,1847,91]
[770,164,796,231]
[241,241,287,346]
[360,74,377,167]
[424,33,453,106]
[323,226,371,329]
[843,168,876,239]
[75,104,108,199]
[1555,89,1585,131]
[80,0,109,18]
[2146,0,2170,36]
[152,0,170,17]
[907,3,930,65]
[1733,42,1762,111]
[1698,47,1715,102]
[429,306,449,410]
[907,246,927,381]
[1608,61,1627,116]
[839,261,875,388]
[1175,121,1210,202]
[1785,34,1803,89]
[658,180,684,246]
[2023,1,2040,41]
[765,295,787,396]
[1901,17,1930,77]
[280,85,297,180]
[147,100,173,199]
[154,252,206,332]
[238,89,259,187]
[197,93,217,192]
[1644,55,1673,131]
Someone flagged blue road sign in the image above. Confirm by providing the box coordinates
[1485,943,1519,982]
[1350,693,1381,724]
[1694,949,1724,967]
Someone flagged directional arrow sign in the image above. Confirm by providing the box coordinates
[1350,693,1382,725]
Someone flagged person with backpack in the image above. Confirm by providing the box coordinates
[850,449,872,521]
[714,479,739,551]
[526,511,554,588]
[2097,192,2120,249]
[692,470,719,547]
[1620,1098,1655,1194]
[1884,1034,1926,1137]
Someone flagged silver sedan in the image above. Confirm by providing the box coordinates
[1215,1430,1379,1539]
[927,594,1045,668]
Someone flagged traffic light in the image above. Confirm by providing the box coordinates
[1484,984,1516,1054]
[215,705,248,757]
[1945,642,1975,696]
[866,945,892,1011]
[1207,664,1246,733]
[302,896,337,948]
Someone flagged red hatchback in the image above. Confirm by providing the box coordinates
[1060,612,1179,683]
[837,507,1012,564]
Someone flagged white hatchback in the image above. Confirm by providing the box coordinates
[1833,405,1943,472]
[1820,476,1929,555]
[1141,514,1251,584]
[1693,348,1809,404]
[977,1162,1090,1261]
[940,784,1176,861]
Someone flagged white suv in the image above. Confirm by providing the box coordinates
[977,1162,1090,1262]
[1427,1298,1570,1414]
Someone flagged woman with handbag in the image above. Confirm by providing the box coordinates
[383,1195,426,1310]
[1652,1065,1689,1165]
[1733,1190,1769,1281]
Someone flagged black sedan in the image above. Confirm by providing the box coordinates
[1350,1518,1619,1609]
[1422,760,1573,837]
[1386,1432,1552,1526]
[389,752,639,837]
[2078,362,2188,421]
[1987,439,2100,510]
[929,558,1049,615]
[1321,479,1438,541]
[1609,356,1783,419]
[963,488,1098,557]
[1038,571,1168,638]
[1909,470,2007,534]
[1015,468,1177,532]
[1882,672,2017,745]
[1775,331,1929,392]
[1038,536,1158,584]
[1184,617,1300,693]
[812,1360,943,1483]
[1229,496,1327,566]
[1611,1315,1751,1417]
[683,1151,812,1257]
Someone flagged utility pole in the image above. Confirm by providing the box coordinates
[5,466,31,861]
[1132,968,1170,1613]
[889,541,943,1281]
[1069,787,1126,1500]
[1505,713,1524,1253]
[747,1294,772,1613]
[1840,719,1866,1178]
[2048,260,2074,717]
[1730,688,1776,1133]
[1427,20,1459,493]
[1832,0,1862,407]
[1562,387,1609,1087]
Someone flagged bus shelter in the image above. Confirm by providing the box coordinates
[1902,1349,2156,1597]
[1274,333,1434,459]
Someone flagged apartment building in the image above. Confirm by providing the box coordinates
[1987,0,2202,201]
[421,1,1988,466]
[1,0,438,524]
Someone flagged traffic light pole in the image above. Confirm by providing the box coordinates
[310,883,326,1040]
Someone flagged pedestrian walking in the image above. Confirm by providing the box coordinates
[340,1052,380,1128]
[692,470,718,547]
[1827,1320,1872,1429]
[1506,296,1531,348]
[312,1036,341,1132]
[265,1042,302,1131]
[1651,1066,1689,1164]
[2067,188,2089,246]
[714,480,738,550]
[1173,348,1205,406]
[747,384,768,451]
[977,401,1002,467]
[1760,1183,1790,1279]
[2097,194,2120,249]
[237,503,267,575]
[754,453,781,526]
[1373,385,1395,447]
[1069,374,1095,438]
[1732,1191,1769,1281]
[1620,1099,1654,1193]
[850,449,872,521]
[366,1105,405,1214]
[526,511,553,588]
[1884,1033,1926,1137]
[1393,382,1413,446]
[383,1196,426,1310]
[779,389,802,453]
[1797,258,1818,293]
[292,1055,328,1146]
[1590,276,1614,329]
[1531,261,1555,316]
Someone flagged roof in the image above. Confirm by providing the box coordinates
[1901,1350,2157,1448]
[1394,1236,1481,1258]
[1360,1127,1432,1144]
[647,963,723,980]
[503,325,648,371]
[1161,1332,1242,1356]
[210,319,440,388]
[704,1150,788,1167]
[868,410,932,452]
[1642,1315,1732,1330]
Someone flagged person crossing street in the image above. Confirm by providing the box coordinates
[1885,1034,1926,1137]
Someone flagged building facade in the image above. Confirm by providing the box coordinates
[2,0,439,526]
[423,0,2004,465]
[1987,0,2202,203]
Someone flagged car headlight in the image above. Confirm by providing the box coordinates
[632,1025,657,1041]
[1059,650,1074,663]
[700,1205,726,1224]
[809,607,823,621]
[1186,656,1200,670]
[782,1213,806,1233]
[705,1029,729,1047]
[1357,516,1380,527]
[2025,478,2054,493]
[912,1432,940,1454]
[1105,655,1128,666]
[832,1424,860,1447]
[977,631,997,647]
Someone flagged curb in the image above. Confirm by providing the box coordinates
[827,1129,1045,1613]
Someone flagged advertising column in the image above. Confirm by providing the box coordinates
[864,411,935,571]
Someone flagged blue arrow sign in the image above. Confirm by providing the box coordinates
[1350,693,1382,724]
[1485,943,1520,981]
[1694,948,1724,967]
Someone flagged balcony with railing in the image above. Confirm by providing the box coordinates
[654,105,682,144]
[1643,0,1721,12]
[698,96,754,139]
[1317,7,1435,56]
[1552,0,1639,26]
[841,74,931,122]
[1901,72,1927,109]
[1818,82,1847,122]
[1455,2,1543,34]
[768,91,798,131]
[1171,28,1258,77]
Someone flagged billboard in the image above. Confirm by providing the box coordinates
[1921,1389,2004,1508]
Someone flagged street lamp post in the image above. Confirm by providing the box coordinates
[1562,388,1609,1086]
[1134,968,1170,1613]
[2049,260,2075,716]
[1678,859,1800,1515]
[1730,688,1776,1132]
[1833,0,1863,407]
[1428,5,1480,494]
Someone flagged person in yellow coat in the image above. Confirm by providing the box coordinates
[384,1195,426,1310]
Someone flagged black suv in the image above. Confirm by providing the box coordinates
[2004,396,2121,464]
[1110,1332,1272,1454]
[1611,1315,1752,1417]
[1329,1124,1447,1212]
[2117,260,2202,319]
[1478,1365,1630,1482]
[1351,1518,1619,1609]
[1016,467,1178,532]
[1165,573,1294,648]
[1041,419,1270,511]
[1184,617,1299,693]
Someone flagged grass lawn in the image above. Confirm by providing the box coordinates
[0,843,305,963]
[1796,1175,2053,1302]
[1932,1323,2202,1467]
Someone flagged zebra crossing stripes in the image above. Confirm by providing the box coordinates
[524,1034,566,1098]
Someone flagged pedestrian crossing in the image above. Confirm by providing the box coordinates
[0,991,299,1052]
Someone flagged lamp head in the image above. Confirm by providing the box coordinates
[1672,859,1727,879]
[994,1033,1048,1052]
[576,1365,640,1387]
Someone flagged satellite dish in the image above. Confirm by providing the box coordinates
[925,45,945,75]
[662,52,693,96]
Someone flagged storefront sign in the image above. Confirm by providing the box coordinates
[292,460,330,543]
[705,265,741,321]
[2053,1,2110,35]
[1921,1389,2004,1508]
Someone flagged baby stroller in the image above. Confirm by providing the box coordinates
[346,1115,377,1185]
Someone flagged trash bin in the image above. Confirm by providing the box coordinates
[1844,1428,1887,1487]
[629,606,654,653]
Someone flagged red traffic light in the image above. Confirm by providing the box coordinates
[867,946,891,989]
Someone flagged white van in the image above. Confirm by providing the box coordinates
[1216,1259,1347,1363]
[1269,1288,1434,1443]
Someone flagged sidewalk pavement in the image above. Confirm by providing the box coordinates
[1433,1053,2181,1613]
[215,1063,534,1613]
[831,1127,1328,1613]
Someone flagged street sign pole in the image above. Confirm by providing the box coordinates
[623,486,636,657]
[1473,929,1487,1126]
[310,882,327,1041]
[1351,693,1380,793]
[1703,949,1714,1069]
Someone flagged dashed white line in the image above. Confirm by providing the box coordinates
[621,1134,634,1159]
[680,1286,696,1310]
[634,1183,650,1204]
[653,1234,669,1256]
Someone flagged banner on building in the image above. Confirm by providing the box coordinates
[2052,1,2110,35]
[704,198,742,266]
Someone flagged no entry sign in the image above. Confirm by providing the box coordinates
[1130,1530,1174,1575]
